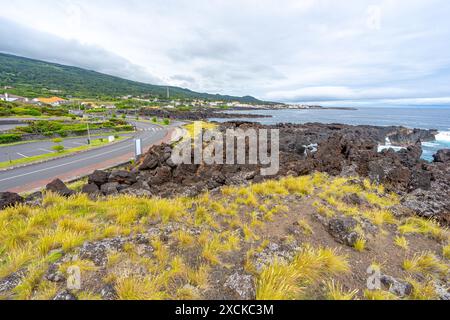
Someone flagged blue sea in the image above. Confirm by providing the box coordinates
[210,105,450,162]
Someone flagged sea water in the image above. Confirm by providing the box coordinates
[210,105,450,162]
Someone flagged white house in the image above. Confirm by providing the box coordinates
[0,93,31,103]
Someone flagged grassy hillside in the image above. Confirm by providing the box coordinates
[0,174,448,300]
[0,53,264,103]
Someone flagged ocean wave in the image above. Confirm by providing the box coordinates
[436,131,450,143]
[422,141,441,148]
[378,145,405,152]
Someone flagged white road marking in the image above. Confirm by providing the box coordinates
[17,153,29,158]
[38,148,54,153]
[70,142,85,146]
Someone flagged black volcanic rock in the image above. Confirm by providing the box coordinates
[46,179,75,197]
[433,149,450,163]
[0,192,24,210]
[88,170,109,186]
[80,122,450,223]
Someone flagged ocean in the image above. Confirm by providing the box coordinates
[210,105,450,162]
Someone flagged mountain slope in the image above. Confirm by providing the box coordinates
[0,53,264,103]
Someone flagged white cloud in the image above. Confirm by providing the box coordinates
[0,0,449,102]
[265,86,412,102]
[367,5,382,30]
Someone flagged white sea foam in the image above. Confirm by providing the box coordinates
[422,141,441,148]
[436,131,450,143]
[378,145,405,153]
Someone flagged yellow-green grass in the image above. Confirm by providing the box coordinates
[398,217,448,242]
[324,280,359,300]
[403,252,448,277]
[394,236,409,250]
[256,245,350,300]
[0,136,127,169]
[1,173,448,300]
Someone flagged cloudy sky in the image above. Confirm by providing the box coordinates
[1,0,450,104]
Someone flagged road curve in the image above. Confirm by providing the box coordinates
[0,121,172,193]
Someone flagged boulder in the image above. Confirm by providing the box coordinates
[81,183,100,195]
[88,170,109,186]
[108,170,137,185]
[148,166,172,185]
[433,149,450,163]
[402,186,450,224]
[224,273,256,300]
[101,284,118,300]
[46,179,75,197]
[0,269,26,294]
[138,145,170,171]
[0,192,24,210]
[101,182,119,195]
[328,217,359,247]
[53,290,77,300]
[380,275,413,297]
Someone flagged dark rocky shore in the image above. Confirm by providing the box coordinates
[140,108,271,121]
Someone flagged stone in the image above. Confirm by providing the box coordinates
[53,290,77,300]
[328,217,359,247]
[45,264,65,283]
[433,149,450,163]
[0,269,26,294]
[79,238,126,267]
[81,183,100,195]
[101,182,119,195]
[88,170,109,186]
[46,179,75,197]
[380,275,413,297]
[101,284,117,300]
[224,273,256,300]
[148,166,172,185]
[0,192,24,210]
[108,170,137,185]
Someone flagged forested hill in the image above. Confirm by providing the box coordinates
[0,53,264,103]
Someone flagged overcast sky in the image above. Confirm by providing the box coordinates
[1,0,450,104]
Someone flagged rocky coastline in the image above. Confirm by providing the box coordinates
[4,121,447,225]
[1,121,449,301]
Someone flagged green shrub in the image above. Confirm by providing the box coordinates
[163,118,170,125]
[0,134,22,144]
[11,107,42,116]
[52,138,63,143]
[52,145,65,153]
[152,117,157,123]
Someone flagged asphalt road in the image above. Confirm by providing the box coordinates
[0,134,137,162]
[0,121,170,192]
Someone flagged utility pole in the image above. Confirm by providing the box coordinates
[167,87,170,99]
[87,122,91,145]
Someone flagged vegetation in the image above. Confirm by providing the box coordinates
[0,100,70,118]
[0,119,133,144]
[0,137,126,169]
[0,53,264,103]
[0,134,21,144]
[0,173,448,300]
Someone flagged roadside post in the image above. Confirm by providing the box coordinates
[135,138,142,160]
[87,123,92,145]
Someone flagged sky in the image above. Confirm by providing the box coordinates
[1,0,450,104]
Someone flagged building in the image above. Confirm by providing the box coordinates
[34,97,67,106]
[0,93,29,103]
